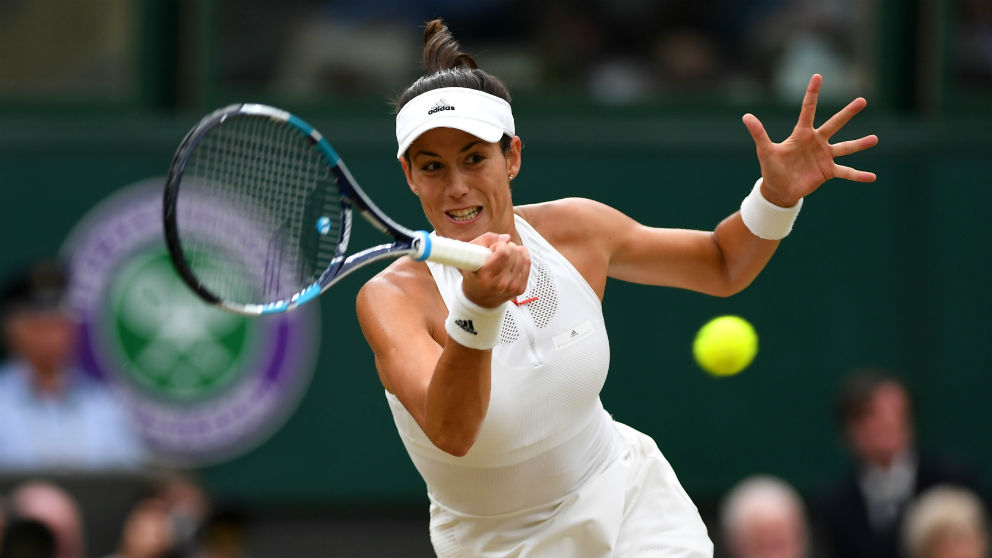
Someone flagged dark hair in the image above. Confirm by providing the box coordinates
[0,518,57,558]
[0,259,68,321]
[394,19,513,160]
[835,367,912,427]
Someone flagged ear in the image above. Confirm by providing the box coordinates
[506,136,523,178]
[399,157,417,194]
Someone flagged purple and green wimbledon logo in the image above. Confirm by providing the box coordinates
[62,178,320,466]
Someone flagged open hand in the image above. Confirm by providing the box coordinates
[742,74,878,207]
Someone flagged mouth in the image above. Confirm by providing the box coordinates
[445,206,482,223]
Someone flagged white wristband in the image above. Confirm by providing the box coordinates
[444,288,505,351]
[740,178,803,240]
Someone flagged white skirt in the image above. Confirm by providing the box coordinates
[427,422,713,558]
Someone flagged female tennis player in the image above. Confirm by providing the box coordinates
[356,19,877,557]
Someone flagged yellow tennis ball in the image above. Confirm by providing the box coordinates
[693,315,758,376]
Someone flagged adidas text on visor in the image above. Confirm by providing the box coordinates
[395,87,515,159]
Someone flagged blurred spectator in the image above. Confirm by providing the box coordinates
[956,0,992,88]
[719,475,809,558]
[232,0,533,98]
[818,368,986,557]
[216,0,870,104]
[8,481,84,558]
[104,472,211,558]
[113,498,177,558]
[0,518,56,558]
[196,508,249,558]
[155,473,210,557]
[0,260,147,471]
[110,473,213,558]
[0,0,134,99]
[903,485,990,558]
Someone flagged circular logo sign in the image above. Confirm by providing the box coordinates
[62,178,320,466]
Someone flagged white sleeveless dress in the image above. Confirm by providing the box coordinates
[385,214,712,557]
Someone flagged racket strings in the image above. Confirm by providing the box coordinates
[179,115,343,304]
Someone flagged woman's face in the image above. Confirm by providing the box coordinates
[401,127,521,242]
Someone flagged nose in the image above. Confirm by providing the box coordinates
[446,169,470,198]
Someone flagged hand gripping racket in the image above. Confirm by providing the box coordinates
[163,103,490,315]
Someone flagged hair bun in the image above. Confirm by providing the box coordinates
[423,19,478,73]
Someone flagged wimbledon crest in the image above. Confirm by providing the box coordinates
[62,178,320,466]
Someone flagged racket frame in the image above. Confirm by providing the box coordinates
[164,103,453,316]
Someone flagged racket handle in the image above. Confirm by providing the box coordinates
[411,231,490,271]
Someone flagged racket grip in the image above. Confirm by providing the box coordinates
[412,231,490,271]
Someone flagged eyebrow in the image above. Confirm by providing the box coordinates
[412,140,485,161]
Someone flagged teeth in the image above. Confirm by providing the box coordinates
[447,207,481,221]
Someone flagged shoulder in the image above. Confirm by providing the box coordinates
[517,197,642,254]
[358,258,436,308]
[65,371,124,408]
[516,198,622,244]
[0,361,27,396]
[917,451,985,492]
[816,469,862,511]
[516,197,616,225]
[356,257,444,335]
[515,199,623,298]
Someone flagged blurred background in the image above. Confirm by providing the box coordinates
[1,0,991,557]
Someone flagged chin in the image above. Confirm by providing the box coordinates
[439,220,487,240]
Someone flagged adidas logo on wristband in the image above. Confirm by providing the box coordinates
[454,319,477,335]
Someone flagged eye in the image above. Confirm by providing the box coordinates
[466,153,486,165]
[420,161,442,172]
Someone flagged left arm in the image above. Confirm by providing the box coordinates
[594,74,878,297]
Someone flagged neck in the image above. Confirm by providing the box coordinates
[30,363,65,397]
[867,448,913,472]
[505,210,522,244]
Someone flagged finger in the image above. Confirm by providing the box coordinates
[484,251,515,291]
[503,243,527,275]
[478,240,511,276]
[511,258,530,296]
[796,74,822,130]
[818,97,868,139]
[471,232,504,248]
[830,134,878,157]
[833,164,877,183]
[492,242,524,282]
[742,113,772,149]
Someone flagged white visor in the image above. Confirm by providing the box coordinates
[395,87,514,159]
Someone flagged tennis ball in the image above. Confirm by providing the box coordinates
[692,315,758,376]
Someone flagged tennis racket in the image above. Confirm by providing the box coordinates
[163,103,490,315]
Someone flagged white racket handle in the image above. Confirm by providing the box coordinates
[411,231,490,270]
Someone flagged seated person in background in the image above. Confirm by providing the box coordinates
[104,474,213,558]
[0,518,57,558]
[0,260,147,471]
[7,480,84,558]
[902,485,989,558]
[719,474,809,558]
[818,368,985,557]
[113,497,177,558]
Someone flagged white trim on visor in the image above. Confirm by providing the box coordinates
[395,87,514,159]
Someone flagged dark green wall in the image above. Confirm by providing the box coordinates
[2,108,989,509]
